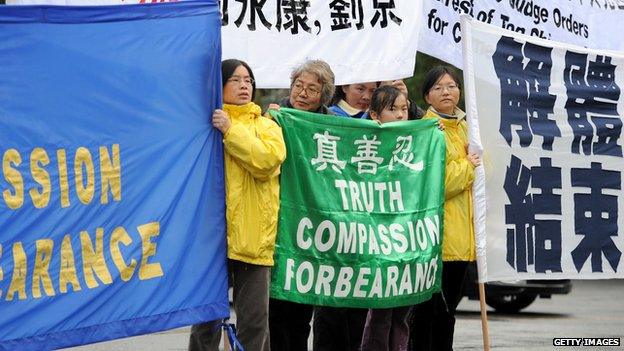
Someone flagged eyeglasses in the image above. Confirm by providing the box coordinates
[292,82,321,97]
[431,84,459,93]
[227,76,254,86]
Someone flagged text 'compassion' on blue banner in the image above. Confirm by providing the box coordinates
[0,1,228,350]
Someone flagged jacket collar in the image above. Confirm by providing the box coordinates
[223,102,262,120]
[423,107,466,127]
[337,99,364,116]
[280,97,333,115]
[430,106,466,121]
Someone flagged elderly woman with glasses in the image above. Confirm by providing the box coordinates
[409,66,481,351]
[267,59,335,351]
[268,59,336,115]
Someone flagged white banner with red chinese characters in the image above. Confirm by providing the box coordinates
[4,0,422,88]
[420,0,624,69]
[463,17,624,281]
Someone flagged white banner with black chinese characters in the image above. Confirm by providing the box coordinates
[462,17,624,281]
[421,0,624,69]
[3,0,422,88]
[220,0,422,88]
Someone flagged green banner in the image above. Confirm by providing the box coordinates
[270,109,446,308]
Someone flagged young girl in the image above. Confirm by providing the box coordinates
[360,85,411,351]
[368,85,409,124]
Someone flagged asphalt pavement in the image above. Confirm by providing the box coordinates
[63,280,624,351]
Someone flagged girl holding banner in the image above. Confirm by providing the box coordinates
[312,82,379,351]
[360,85,413,351]
[189,59,286,351]
[409,66,481,351]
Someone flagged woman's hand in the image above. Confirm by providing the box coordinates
[390,80,408,97]
[436,121,446,131]
[212,109,232,134]
[467,152,481,167]
[268,103,281,111]
[381,80,409,97]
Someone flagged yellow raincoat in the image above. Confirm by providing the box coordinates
[222,102,286,266]
[423,107,476,262]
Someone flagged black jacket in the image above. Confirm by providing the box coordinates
[278,97,335,115]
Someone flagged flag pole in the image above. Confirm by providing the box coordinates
[460,14,491,351]
[223,328,231,351]
[478,282,490,350]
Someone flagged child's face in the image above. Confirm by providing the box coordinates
[375,94,408,123]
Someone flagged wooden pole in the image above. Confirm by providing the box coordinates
[223,328,231,351]
[478,282,491,350]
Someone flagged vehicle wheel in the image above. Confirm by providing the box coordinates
[485,292,537,313]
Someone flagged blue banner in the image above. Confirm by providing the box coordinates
[0,1,228,350]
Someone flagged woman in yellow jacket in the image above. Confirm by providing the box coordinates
[189,59,286,351]
[409,66,481,351]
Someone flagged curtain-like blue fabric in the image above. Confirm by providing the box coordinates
[0,2,228,350]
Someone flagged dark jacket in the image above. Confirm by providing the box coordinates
[408,98,426,120]
[278,97,335,115]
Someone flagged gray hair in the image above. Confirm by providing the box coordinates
[290,60,336,106]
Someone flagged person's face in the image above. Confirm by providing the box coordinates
[223,65,253,105]
[424,73,460,115]
[342,82,377,111]
[289,72,323,111]
[371,94,408,124]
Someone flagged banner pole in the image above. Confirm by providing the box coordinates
[478,282,491,351]
[461,15,491,351]
[223,329,231,351]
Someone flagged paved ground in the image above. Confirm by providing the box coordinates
[64,280,624,350]
[454,279,624,350]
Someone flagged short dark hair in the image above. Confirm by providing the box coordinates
[370,85,404,116]
[422,65,461,99]
[221,59,256,100]
[330,84,347,106]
